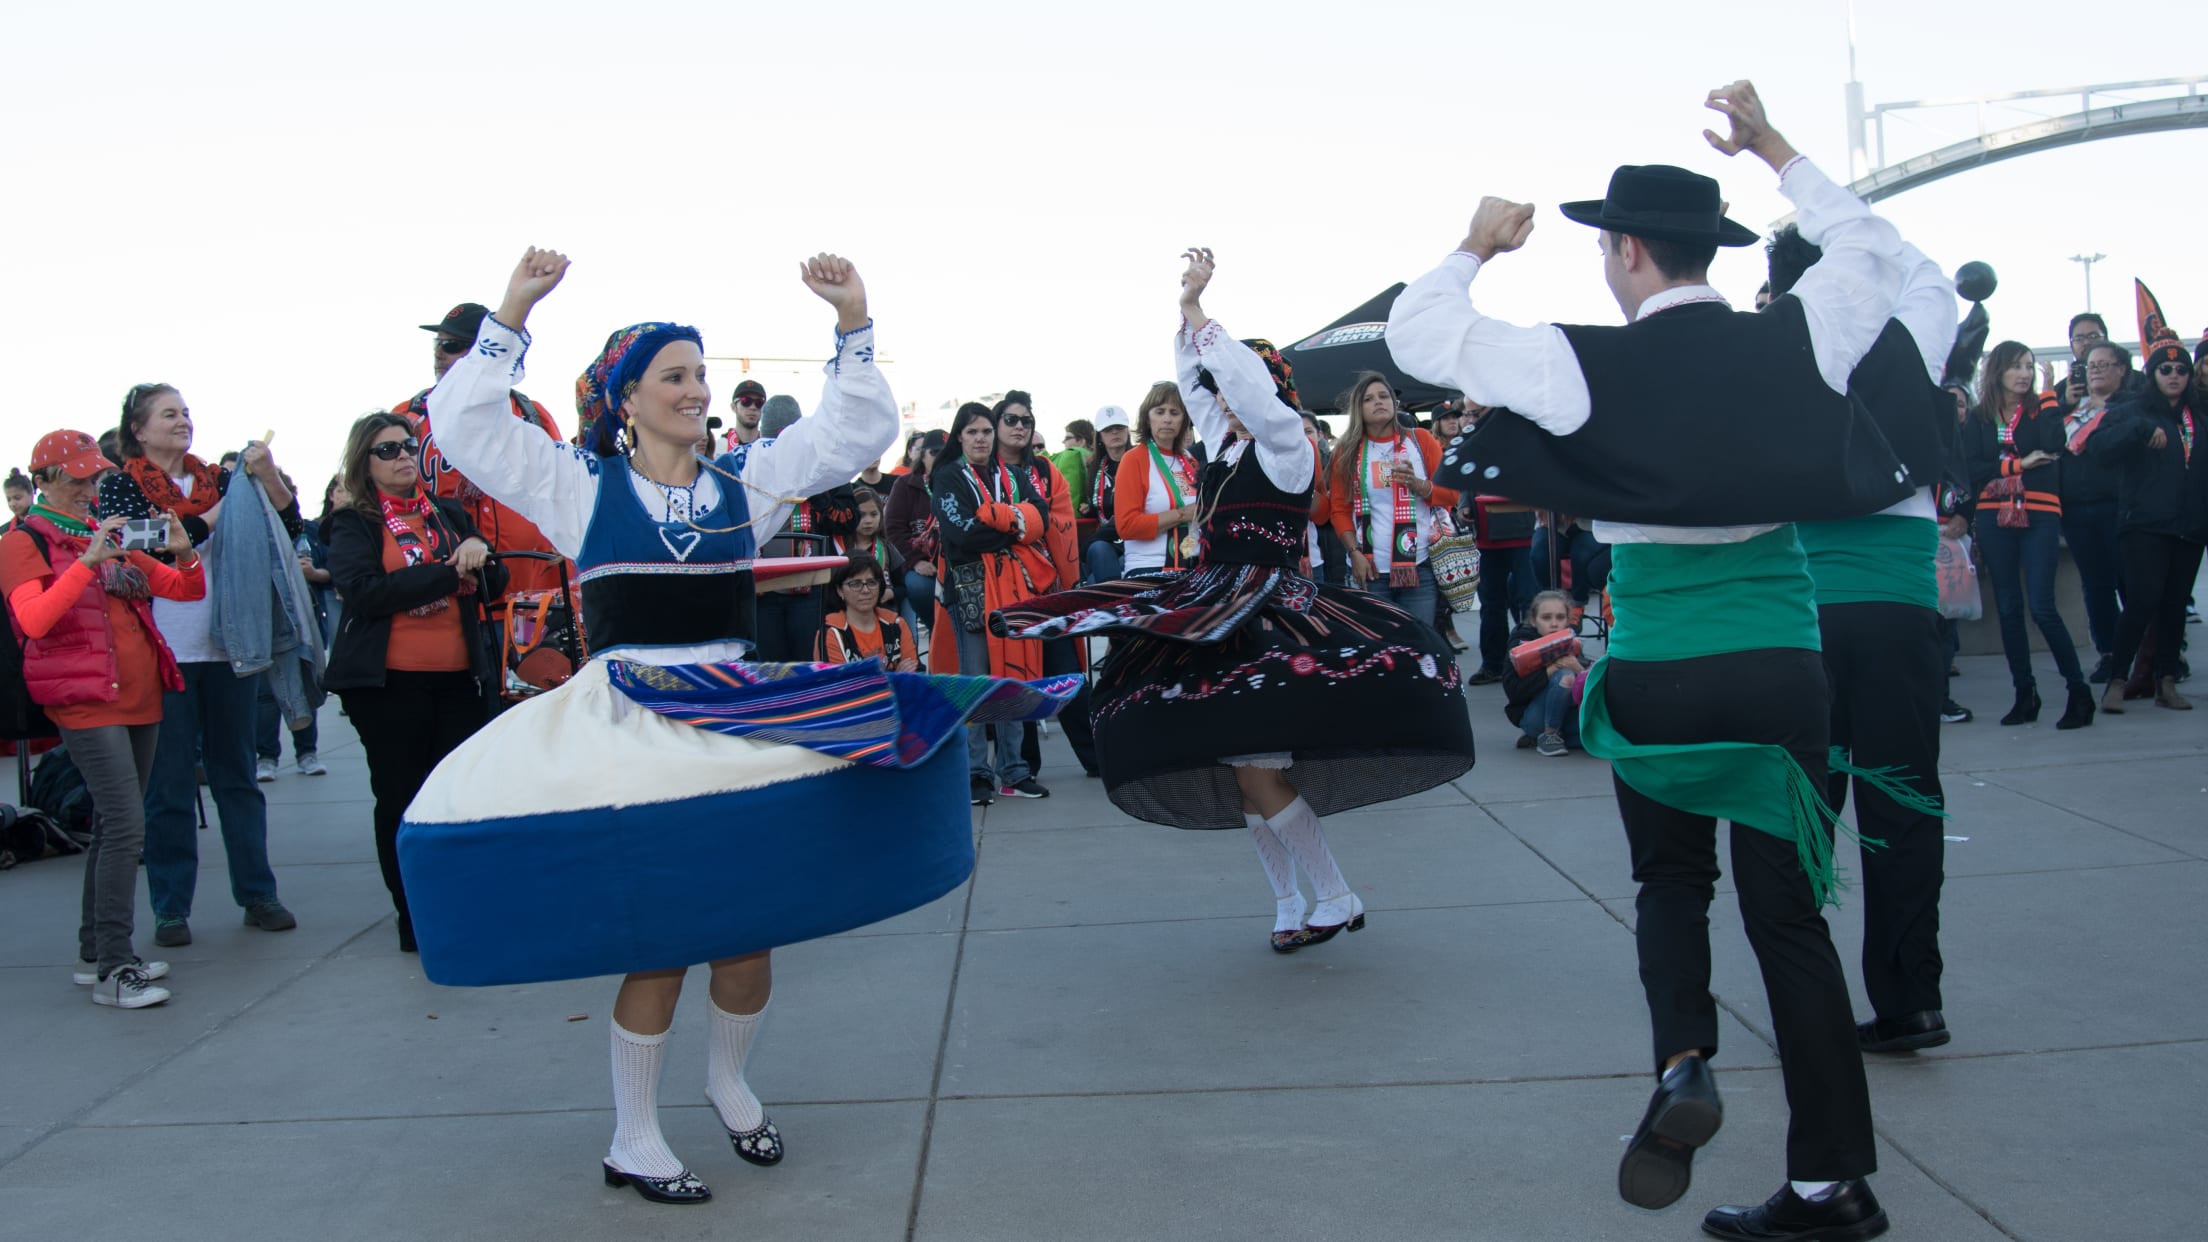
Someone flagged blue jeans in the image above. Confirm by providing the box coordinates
[1533,525,1611,604]
[1083,539,1124,584]
[2060,499,2122,657]
[1476,545,1536,673]
[1362,560,1439,625]
[956,624,1029,786]
[1517,674,1582,745]
[145,661,280,920]
[1975,509,2084,690]
[903,568,938,620]
[256,671,321,761]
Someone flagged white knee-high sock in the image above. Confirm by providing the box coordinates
[1247,813,1303,932]
[608,1019,686,1178]
[1267,797,1346,897]
[706,999,767,1133]
[1269,797,1360,925]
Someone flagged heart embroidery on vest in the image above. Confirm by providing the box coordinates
[658,527,703,562]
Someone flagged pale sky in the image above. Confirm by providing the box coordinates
[7,1,2201,500]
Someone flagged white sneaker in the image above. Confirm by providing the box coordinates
[297,752,328,776]
[255,758,279,782]
[75,957,171,986]
[91,965,172,1009]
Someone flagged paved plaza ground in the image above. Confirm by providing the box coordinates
[2,644,2203,1241]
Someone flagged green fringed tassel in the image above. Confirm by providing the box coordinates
[1829,745,1948,832]
[1784,763,1847,908]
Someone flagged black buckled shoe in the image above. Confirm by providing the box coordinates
[602,1162,711,1204]
[1856,1010,1949,1053]
[727,1117,784,1166]
[1618,1055,1723,1210]
[1701,1179,1887,1240]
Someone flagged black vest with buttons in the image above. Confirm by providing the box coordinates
[1436,298,1912,526]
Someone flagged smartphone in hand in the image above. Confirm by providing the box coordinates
[117,517,167,552]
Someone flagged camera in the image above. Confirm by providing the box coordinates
[117,517,167,552]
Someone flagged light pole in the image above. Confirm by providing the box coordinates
[2069,252,2106,312]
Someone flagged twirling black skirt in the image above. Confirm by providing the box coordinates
[993,562,1475,828]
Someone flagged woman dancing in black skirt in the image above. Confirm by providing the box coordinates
[995,250,1475,951]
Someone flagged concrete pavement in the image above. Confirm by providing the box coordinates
[1,645,2203,1241]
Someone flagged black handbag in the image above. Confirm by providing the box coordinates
[946,560,988,634]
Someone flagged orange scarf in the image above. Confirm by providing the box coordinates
[123,453,223,518]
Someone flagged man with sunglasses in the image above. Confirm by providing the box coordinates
[725,379,769,449]
[992,393,1098,788]
[392,302,572,599]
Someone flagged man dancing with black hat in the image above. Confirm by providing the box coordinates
[1389,81,1928,1241]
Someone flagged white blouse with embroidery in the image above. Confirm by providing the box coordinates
[428,314,898,664]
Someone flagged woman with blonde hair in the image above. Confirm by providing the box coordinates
[1114,381,1202,573]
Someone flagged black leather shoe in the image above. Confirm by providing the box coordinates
[726,1117,784,1166]
[1856,1010,1948,1053]
[602,1162,711,1204]
[1618,1056,1722,1210]
[1702,1180,1887,1240]
[1467,666,1504,686]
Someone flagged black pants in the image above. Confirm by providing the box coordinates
[2110,531,2205,681]
[1820,602,1946,1020]
[1017,637,1099,776]
[753,589,823,663]
[340,670,489,924]
[1603,649,1875,1182]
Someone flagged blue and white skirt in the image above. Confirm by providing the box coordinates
[399,658,1077,986]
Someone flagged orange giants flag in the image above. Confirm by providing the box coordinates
[2136,279,2174,349]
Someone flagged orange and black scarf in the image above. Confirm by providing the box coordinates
[123,454,223,518]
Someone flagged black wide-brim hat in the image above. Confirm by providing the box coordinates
[1559,164,1759,247]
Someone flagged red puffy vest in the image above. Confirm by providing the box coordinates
[11,517,184,707]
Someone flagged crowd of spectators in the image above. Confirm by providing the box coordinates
[4,291,2201,1009]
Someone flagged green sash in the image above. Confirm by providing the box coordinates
[1796,514,1938,610]
[1580,527,1875,904]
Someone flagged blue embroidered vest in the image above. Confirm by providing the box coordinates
[576,451,758,653]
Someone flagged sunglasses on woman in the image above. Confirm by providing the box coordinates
[2155,363,2191,377]
[998,414,1035,428]
[369,438,423,461]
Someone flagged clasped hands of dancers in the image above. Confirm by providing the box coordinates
[400,77,1924,1242]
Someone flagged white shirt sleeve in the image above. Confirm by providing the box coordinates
[1179,318,1313,493]
[1778,156,1916,394]
[423,315,598,558]
[734,321,899,546]
[1886,239,1959,383]
[1385,252,1592,435]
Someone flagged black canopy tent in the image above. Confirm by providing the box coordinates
[1281,284,1459,414]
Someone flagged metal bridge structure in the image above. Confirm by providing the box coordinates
[1842,72,2208,203]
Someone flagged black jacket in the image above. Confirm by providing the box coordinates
[1960,396,2065,510]
[322,499,509,693]
[2095,395,2208,542]
[1500,621,1578,727]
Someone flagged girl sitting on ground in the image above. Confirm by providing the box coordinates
[1503,589,1586,757]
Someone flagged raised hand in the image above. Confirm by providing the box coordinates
[800,254,869,332]
[496,247,571,330]
[1459,198,1536,263]
[1703,80,1797,170]
[1180,247,1216,301]
[80,516,126,566]
[162,509,195,558]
